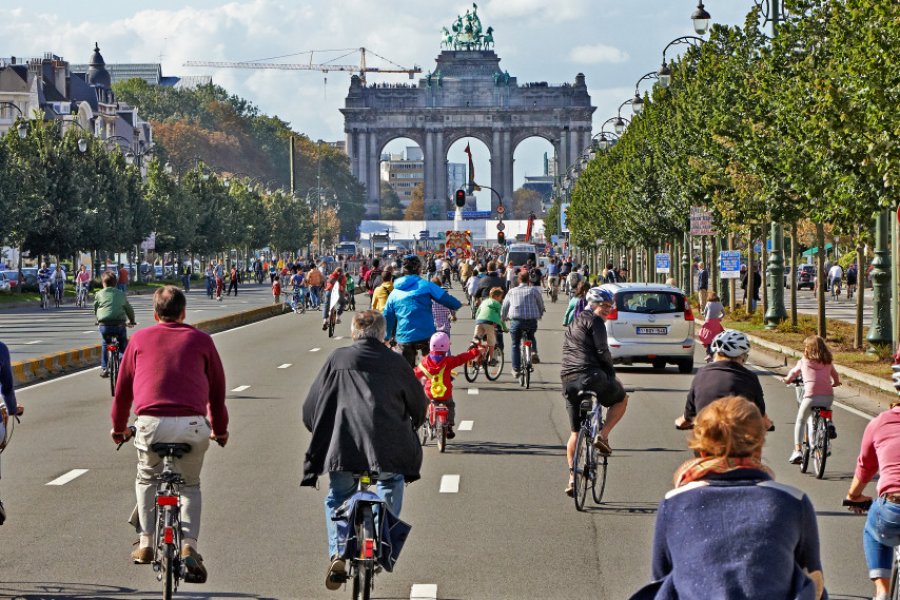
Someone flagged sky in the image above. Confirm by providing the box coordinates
[0,0,751,209]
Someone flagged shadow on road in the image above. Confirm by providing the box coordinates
[0,583,277,600]
[450,440,564,457]
[581,501,659,515]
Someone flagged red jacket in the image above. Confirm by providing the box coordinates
[413,347,481,401]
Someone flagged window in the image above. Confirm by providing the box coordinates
[616,291,685,314]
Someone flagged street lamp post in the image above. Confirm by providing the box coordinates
[869,209,893,350]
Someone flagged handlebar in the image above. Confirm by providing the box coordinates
[842,498,873,510]
[115,425,137,450]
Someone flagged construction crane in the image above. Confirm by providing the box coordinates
[184,47,421,86]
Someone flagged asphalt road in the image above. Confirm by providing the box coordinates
[0,283,279,363]
[0,289,877,599]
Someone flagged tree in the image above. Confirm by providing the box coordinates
[380,184,404,219]
[512,188,543,219]
[404,184,425,220]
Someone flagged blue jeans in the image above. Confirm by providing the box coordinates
[324,471,404,558]
[509,319,538,371]
[99,325,128,369]
[310,286,322,308]
[117,284,127,293]
[864,497,900,579]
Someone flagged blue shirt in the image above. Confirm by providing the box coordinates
[0,342,17,414]
[383,275,462,344]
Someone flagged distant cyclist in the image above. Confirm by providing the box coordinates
[93,270,136,378]
[828,263,843,298]
[560,287,628,495]
[52,264,66,303]
[502,270,545,371]
[36,263,52,307]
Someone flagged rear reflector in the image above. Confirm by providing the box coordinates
[523,340,532,347]
[364,538,375,559]
[610,344,621,348]
[820,410,833,419]
[107,345,117,351]
[164,526,174,544]
[157,496,178,506]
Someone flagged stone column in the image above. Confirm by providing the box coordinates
[356,131,369,198]
[491,130,504,212]
[368,134,380,212]
[558,128,569,175]
[502,130,513,204]
[435,130,447,206]
[346,131,357,178]
[569,129,580,169]
[424,130,436,212]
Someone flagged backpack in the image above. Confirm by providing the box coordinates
[418,361,448,399]
[366,268,382,292]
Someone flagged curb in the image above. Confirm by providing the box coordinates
[11,303,287,387]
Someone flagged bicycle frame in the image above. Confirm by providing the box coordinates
[154,453,185,598]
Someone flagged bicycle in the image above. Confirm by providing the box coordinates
[831,279,841,301]
[571,390,608,511]
[792,376,834,479]
[75,283,89,308]
[291,287,307,314]
[332,472,386,600]
[326,289,342,338]
[53,281,64,308]
[548,277,559,304]
[420,399,451,453]
[518,329,535,389]
[38,281,50,310]
[843,497,900,599]
[118,427,191,600]
[346,290,356,311]
[464,332,504,382]
[104,335,122,397]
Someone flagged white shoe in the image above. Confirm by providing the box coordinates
[788,450,803,464]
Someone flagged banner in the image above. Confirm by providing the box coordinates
[560,203,570,233]
[655,253,671,274]
[464,143,481,192]
[689,207,715,236]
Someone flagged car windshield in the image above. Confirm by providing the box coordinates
[617,291,685,314]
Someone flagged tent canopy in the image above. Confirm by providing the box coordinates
[801,243,833,257]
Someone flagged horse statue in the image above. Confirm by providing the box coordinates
[482,26,494,49]
[441,27,453,49]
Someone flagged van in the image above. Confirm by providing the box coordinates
[505,244,538,269]
[335,242,358,257]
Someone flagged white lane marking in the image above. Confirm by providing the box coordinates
[439,474,460,493]
[467,388,479,395]
[410,584,438,600]
[193,309,205,312]
[334,336,344,340]
[458,420,474,431]
[277,363,292,369]
[310,347,321,352]
[82,330,95,334]
[25,340,42,345]
[46,469,89,486]
[231,385,250,392]
[835,400,875,422]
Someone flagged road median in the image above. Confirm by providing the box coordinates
[11,303,288,387]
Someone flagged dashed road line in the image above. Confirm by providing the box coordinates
[82,330,95,334]
[46,469,89,486]
[25,340,42,345]
[334,336,344,340]
[310,348,321,352]
[231,385,250,392]
[458,420,474,431]
[277,363,292,369]
[467,388,479,395]
[439,474,460,493]
[410,584,438,600]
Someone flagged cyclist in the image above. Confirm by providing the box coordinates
[0,340,24,525]
[474,286,507,356]
[546,257,560,299]
[93,270,136,378]
[226,264,239,296]
[828,262,843,299]
[783,335,840,465]
[603,262,622,284]
[75,265,91,302]
[306,264,324,309]
[302,310,426,590]
[560,287,628,495]
[371,268,394,313]
[502,270,545,373]
[37,263,52,308]
[52,264,66,304]
[475,261,505,302]
[383,255,462,367]
[563,281,590,326]
[345,272,356,310]
[321,267,347,330]
[290,267,307,312]
[413,331,482,439]
[111,286,228,583]
[675,330,771,430]
[846,263,858,299]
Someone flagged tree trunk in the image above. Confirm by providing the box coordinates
[855,238,865,349]
[790,223,798,327]
[816,221,827,338]
[747,228,755,313]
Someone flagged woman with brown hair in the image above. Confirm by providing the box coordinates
[634,396,826,600]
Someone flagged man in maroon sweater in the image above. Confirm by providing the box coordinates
[111,285,228,584]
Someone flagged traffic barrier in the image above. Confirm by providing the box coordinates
[10,304,287,387]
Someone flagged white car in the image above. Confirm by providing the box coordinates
[600,283,696,373]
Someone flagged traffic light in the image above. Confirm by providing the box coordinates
[497,231,506,245]
[455,189,466,208]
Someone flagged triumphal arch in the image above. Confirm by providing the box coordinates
[341,6,596,217]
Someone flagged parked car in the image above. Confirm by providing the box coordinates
[1,270,20,289]
[599,283,696,374]
[796,265,817,290]
[20,267,38,291]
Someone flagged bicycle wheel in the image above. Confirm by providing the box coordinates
[328,310,335,338]
[800,421,811,474]
[109,351,118,396]
[592,451,608,504]
[464,357,480,382]
[484,346,504,381]
[572,428,589,511]
[437,415,447,453]
[890,548,900,600]
[523,345,532,389]
[162,537,174,600]
[813,416,828,479]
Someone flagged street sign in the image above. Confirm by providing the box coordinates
[496,222,505,231]
[419,230,430,240]
[445,211,491,219]
[719,250,742,279]
[753,241,762,254]
[655,253,671,274]
[496,204,505,215]
[689,207,715,236]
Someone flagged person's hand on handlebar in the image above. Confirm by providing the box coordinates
[211,431,229,447]
[127,322,136,328]
[111,425,136,447]
[844,494,873,515]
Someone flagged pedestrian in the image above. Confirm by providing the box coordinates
[698,292,725,362]
[697,261,709,311]
[214,270,224,301]
[364,259,383,304]
[371,268,394,313]
[117,263,129,293]
[271,276,282,304]
[302,310,426,590]
[783,336,841,464]
[181,264,191,292]
[111,285,228,583]
[226,265,239,296]
[306,264,323,309]
[633,396,825,600]
[603,262,620,284]
[0,340,24,525]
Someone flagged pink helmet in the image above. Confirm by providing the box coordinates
[429,331,451,354]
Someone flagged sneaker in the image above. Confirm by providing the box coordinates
[565,479,575,497]
[181,546,208,584]
[446,427,456,439]
[487,358,499,367]
[593,434,613,456]
[131,544,152,564]
[532,354,540,364]
[322,322,328,331]
[827,423,837,439]
[788,450,803,464]
[325,556,347,591]
[99,368,109,378]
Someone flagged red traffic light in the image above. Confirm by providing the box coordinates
[455,189,466,208]
[497,231,506,244]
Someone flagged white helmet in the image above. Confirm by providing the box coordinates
[710,330,751,358]
[892,364,900,393]
[585,287,614,305]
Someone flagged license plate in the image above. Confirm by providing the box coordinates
[636,327,668,335]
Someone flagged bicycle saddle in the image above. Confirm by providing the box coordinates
[150,443,192,458]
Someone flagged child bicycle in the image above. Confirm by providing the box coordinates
[464,329,504,382]
[571,390,608,511]
[790,375,836,479]
[420,399,451,453]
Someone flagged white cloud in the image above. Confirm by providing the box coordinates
[569,43,629,65]
[484,0,589,23]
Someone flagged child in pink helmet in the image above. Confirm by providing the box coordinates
[413,331,482,439]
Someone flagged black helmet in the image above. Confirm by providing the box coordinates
[402,254,421,274]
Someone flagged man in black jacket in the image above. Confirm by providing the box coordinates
[475,261,506,300]
[302,310,427,590]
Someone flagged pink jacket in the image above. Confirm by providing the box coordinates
[785,358,840,398]
[856,406,900,495]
